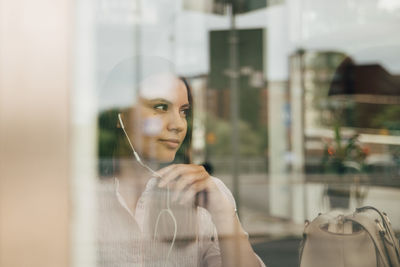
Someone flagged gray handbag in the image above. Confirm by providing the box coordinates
[299,206,400,267]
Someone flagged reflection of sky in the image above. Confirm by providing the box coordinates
[352,45,400,75]
[378,0,400,11]
[98,56,175,111]
[296,0,400,73]
[96,0,400,98]
[98,83,137,111]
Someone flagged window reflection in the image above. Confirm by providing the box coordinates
[78,0,400,266]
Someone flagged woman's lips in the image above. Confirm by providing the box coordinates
[158,138,180,149]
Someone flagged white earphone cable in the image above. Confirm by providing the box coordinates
[118,113,177,265]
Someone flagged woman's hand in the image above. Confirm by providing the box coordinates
[157,164,262,267]
[156,164,235,217]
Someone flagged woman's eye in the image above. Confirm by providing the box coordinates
[180,109,189,117]
[154,104,168,111]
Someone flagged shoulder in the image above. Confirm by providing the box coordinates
[211,176,236,210]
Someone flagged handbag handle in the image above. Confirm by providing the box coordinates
[347,214,391,267]
[357,206,400,254]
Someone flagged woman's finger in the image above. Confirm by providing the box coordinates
[179,180,209,205]
[171,171,208,201]
[157,164,181,187]
[158,164,203,187]
[156,164,177,177]
[174,170,207,192]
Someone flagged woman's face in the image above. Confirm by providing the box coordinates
[128,74,189,163]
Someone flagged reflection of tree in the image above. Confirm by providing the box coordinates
[305,51,347,127]
[206,113,267,157]
[97,109,129,176]
[98,109,121,159]
[321,122,368,174]
[239,86,261,129]
[371,104,400,132]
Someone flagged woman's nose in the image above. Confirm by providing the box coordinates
[166,109,185,133]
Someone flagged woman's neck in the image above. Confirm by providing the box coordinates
[116,159,161,213]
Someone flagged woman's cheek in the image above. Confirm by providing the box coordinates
[142,117,163,136]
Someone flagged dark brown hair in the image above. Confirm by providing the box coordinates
[173,77,193,165]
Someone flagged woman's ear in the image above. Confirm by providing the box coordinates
[116,108,133,129]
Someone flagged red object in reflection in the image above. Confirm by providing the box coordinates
[328,146,335,156]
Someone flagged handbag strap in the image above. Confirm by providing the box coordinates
[347,214,391,267]
[357,206,400,256]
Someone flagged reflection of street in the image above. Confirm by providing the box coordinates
[217,173,304,237]
[218,173,303,267]
[218,172,400,230]
[252,237,301,267]
[217,172,400,266]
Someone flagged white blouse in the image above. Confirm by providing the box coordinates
[96,176,266,267]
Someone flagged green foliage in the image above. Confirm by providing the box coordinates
[97,109,131,160]
[371,104,400,132]
[98,109,119,159]
[205,113,267,157]
[321,123,368,174]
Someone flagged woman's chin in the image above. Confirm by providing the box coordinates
[147,153,175,164]
[157,156,175,164]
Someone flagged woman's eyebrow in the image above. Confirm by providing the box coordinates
[145,98,172,105]
[181,103,190,109]
[145,98,190,108]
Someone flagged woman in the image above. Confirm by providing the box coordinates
[97,57,265,267]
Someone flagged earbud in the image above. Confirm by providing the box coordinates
[118,113,126,129]
[118,113,142,164]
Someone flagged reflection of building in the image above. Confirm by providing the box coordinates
[206,88,269,126]
[330,61,400,97]
[206,89,219,118]
[205,89,231,119]
[297,51,400,181]
[329,60,400,130]
[208,28,266,128]
[184,0,267,14]
[260,88,269,126]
